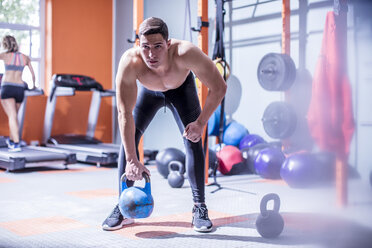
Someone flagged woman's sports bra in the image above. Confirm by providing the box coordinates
[4,52,25,71]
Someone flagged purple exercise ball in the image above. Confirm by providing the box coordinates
[239,134,266,150]
[255,147,285,179]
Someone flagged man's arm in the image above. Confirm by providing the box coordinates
[116,50,150,180]
[179,42,227,142]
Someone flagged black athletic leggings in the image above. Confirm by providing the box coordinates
[118,72,205,203]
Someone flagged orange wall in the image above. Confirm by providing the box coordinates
[0,99,8,137]
[0,96,47,142]
[0,0,113,143]
[49,0,113,142]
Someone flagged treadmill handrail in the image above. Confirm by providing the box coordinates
[18,88,45,138]
[46,143,119,155]
[26,145,77,155]
[100,89,115,97]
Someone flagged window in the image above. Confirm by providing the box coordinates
[0,0,44,88]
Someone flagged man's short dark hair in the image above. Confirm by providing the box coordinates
[139,17,169,40]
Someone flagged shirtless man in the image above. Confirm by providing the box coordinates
[102,17,226,233]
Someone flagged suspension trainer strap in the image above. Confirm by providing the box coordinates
[211,0,226,180]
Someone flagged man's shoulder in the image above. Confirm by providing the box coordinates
[123,47,140,59]
[171,39,199,58]
[120,47,143,66]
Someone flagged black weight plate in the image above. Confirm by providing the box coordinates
[257,53,287,91]
[262,101,297,139]
[280,54,297,91]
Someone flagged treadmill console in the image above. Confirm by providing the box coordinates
[53,74,104,91]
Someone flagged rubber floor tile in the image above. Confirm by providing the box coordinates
[0,177,16,183]
[0,216,88,236]
[115,210,250,240]
[66,188,116,199]
[252,179,287,185]
[37,166,110,174]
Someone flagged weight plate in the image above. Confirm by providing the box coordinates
[262,101,297,139]
[257,53,296,91]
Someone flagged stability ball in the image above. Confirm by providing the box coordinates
[225,74,242,115]
[239,134,266,150]
[155,148,185,178]
[245,143,273,174]
[208,105,226,136]
[208,148,218,177]
[223,121,249,147]
[241,147,255,174]
[217,145,245,175]
[255,147,285,179]
[280,152,335,188]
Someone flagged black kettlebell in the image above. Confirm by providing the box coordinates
[256,193,284,238]
[167,161,185,188]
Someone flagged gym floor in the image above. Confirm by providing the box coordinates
[1,162,372,248]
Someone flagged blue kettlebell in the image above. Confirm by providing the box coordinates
[118,172,154,219]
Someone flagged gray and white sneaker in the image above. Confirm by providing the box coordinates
[192,203,213,232]
[102,204,134,231]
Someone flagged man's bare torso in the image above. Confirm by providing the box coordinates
[129,39,192,92]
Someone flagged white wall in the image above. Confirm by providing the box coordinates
[141,0,200,152]
[352,0,372,182]
[223,0,284,139]
[113,0,134,144]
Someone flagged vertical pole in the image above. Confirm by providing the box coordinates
[282,0,291,150]
[134,0,144,163]
[336,157,348,206]
[45,0,52,95]
[133,0,143,46]
[298,0,308,70]
[196,0,209,184]
[281,0,290,56]
[197,0,209,54]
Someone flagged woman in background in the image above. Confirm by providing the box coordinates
[0,35,35,152]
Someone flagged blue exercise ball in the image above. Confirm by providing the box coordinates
[255,147,285,179]
[239,134,266,150]
[208,105,226,136]
[223,121,249,147]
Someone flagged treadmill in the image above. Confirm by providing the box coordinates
[42,74,119,166]
[0,81,77,172]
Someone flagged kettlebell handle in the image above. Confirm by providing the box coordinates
[168,160,183,173]
[260,193,280,217]
[120,172,151,194]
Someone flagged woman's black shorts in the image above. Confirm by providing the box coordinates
[0,82,25,103]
